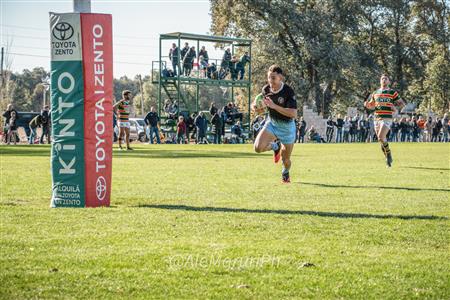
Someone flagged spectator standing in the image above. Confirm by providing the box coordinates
[186,113,196,143]
[198,46,209,63]
[194,112,207,144]
[144,106,161,144]
[236,52,251,80]
[411,116,419,142]
[343,116,351,142]
[6,110,18,145]
[390,119,399,142]
[358,115,367,142]
[326,116,335,143]
[176,115,187,144]
[399,118,408,142]
[442,114,449,142]
[432,117,442,142]
[366,114,375,142]
[180,42,189,74]
[169,43,180,76]
[209,102,218,116]
[2,104,19,143]
[298,116,307,143]
[335,114,344,143]
[40,105,51,144]
[350,115,358,142]
[183,46,196,77]
[220,48,232,79]
[199,55,208,78]
[211,111,223,144]
[230,56,239,80]
[425,116,434,142]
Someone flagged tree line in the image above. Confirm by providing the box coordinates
[210,0,449,115]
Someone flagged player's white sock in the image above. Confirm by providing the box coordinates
[271,142,279,151]
[282,167,290,175]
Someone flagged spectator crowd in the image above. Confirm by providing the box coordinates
[2,98,448,146]
[166,43,251,81]
[293,113,449,144]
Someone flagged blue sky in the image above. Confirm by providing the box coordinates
[1,0,224,77]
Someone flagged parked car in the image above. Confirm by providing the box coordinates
[114,118,147,142]
[129,118,147,142]
[17,112,41,136]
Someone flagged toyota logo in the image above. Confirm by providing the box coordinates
[52,22,74,41]
[96,176,107,201]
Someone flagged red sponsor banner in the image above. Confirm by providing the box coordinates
[81,14,113,207]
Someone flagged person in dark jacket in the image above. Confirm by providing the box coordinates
[219,48,232,79]
[6,110,18,145]
[183,46,196,76]
[169,43,181,76]
[211,111,223,144]
[390,119,399,142]
[350,115,358,142]
[411,116,419,142]
[198,46,209,63]
[308,126,326,143]
[2,104,18,127]
[2,104,19,143]
[180,42,189,74]
[207,63,218,79]
[144,106,161,144]
[432,117,442,142]
[194,112,207,144]
[230,56,239,81]
[326,116,335,143]
[186,113,196,143]
[335,114,344,143]
[40,105,51,144]
[298,116,307,143]
[442,113,449,142]
[236,52,251,80]
[231,121,244,144]
[357,115,367,142]
[209,102,218,116]
[399,117,408,142]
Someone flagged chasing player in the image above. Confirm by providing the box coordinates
[364,74,405,167]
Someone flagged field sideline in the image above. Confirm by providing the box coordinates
[1,143,449,299]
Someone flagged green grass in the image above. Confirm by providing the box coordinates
[1,143,449,299]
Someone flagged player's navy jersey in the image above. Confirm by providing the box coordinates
[262,83,297,123]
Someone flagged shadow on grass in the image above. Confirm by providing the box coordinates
[0,145,260,159]
[113,149,260,159]
[403,166,450,171]
[299,182,449,193]
[0,145,51,156]
[136,204,447,220]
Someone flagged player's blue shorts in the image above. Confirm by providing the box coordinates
[263,118,296,145]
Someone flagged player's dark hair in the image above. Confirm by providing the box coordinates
[381,74,390,81]
[268,65,283,75]
[122,90,131,97]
